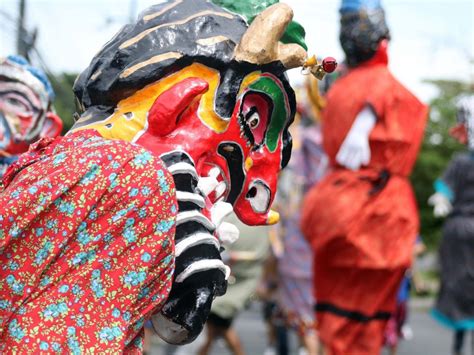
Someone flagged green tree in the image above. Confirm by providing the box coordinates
[411,79,473,249]
[50,72,79,132]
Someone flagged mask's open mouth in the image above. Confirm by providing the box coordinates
[217,142,246,205]
[199,164,228,203]
[246,180,271,214]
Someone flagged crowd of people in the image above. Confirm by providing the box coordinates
[0,0,472,354]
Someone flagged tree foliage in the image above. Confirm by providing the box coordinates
[50,72,78,132]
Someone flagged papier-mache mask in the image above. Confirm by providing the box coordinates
[72,0,332,226]
[450,94,474,150]
[339,0,391,67]
[0,55,63,156]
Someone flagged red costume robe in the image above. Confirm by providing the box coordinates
[301,63,428,354]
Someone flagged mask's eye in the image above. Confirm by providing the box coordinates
[0,92,38,135]
[239,92,271,147]
[1,93,34,117]
[248,112,260,129]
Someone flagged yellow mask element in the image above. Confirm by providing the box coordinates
[73,63,262,142]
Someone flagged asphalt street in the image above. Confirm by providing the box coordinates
[150,299,455,355]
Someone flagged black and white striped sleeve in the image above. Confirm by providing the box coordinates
[151,150,229,345]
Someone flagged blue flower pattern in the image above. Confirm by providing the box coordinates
[0,132,177,353]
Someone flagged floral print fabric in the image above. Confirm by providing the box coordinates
[0,130,177,353]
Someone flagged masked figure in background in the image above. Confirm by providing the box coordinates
[0,1,333,352]
[0,55,62,177]
[429,95,474,355]
[270,78,328,355]
[301,0,428,353]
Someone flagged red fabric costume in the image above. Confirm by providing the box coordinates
[0,131,177,353]
[301,62,428,354]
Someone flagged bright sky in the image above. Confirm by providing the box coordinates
[1,0,473,102]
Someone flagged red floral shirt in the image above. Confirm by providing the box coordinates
[0,131,177,353]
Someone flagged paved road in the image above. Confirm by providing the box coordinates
[150,299,454,355]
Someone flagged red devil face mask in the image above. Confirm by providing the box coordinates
[67,0,333,227]
[73,63,293,225]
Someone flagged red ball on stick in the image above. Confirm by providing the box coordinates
[322,57,337,73]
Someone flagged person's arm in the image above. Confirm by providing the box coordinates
[336,105,376,170]
[151,151,236,345]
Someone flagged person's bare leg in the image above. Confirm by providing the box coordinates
[223,326,246,355]
[301,331,319,355]
[389,344,398,355]
[318,340,327,355]
[197,323,221,355]
[266,319,276,349]
[143,327,153,355]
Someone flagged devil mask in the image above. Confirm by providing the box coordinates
[451,94,474,150]
[0,56,62,159]
[71,0,311,226]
